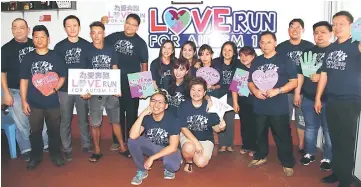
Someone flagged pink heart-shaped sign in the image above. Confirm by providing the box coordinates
[196,67,220,85]
[164,8,191,35]
[252,70,278,92]
[32,72,59,96]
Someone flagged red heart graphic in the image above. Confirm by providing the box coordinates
[32,72,59,96]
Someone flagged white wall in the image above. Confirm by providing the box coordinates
[1,0,327,117]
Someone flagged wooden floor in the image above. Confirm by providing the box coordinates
[1,116,338,187]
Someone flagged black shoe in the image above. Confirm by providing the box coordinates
[52,157,65,167]
[322,174,338,183]
[300,153,315,165]
[64,152,73,162]
[320,159,331,171]
[26,160,40,170]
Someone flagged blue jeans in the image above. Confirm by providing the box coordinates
[6,89,48,154]
[301,97,332,160]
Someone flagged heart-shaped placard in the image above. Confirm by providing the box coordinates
[164,8,191,35]
[196,67,220,85]
[252,70,278,92]
[32,72,59,96]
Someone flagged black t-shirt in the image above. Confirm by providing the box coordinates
[1,38,35,89]
[150,57,173,90]
[178,99,220,143]
[213,57,236,98]
[142,111,181,146]
[166,80,189,117]
[248,53,297,115]
[20,50,67,109]
[276,39,314,66]
[86,44,118,70]
[53,37,92,92]
[105,32,148,74]
[276,39,314,94]
[321,38,361,101]
[297,45,329,101]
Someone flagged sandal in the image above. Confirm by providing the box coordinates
[226,147,234,152]
[88,153,103,162]
[184,162,193,173]
[218,146,226,153]
[119,150,132,158]
[240,149,249,154]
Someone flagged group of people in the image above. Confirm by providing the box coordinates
[1,10,361,187]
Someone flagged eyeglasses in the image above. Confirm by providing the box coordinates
[150,99,166,105]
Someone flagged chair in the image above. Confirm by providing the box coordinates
[1,112,17,159]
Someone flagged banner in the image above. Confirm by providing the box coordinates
[148,6,277,48]
[68,69,121,95]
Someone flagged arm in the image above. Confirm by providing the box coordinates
[293,74,304,107]
[232,91,239,113]
[248,82,267,100]
[314,72,327,114]
[1,73,13,106]
[148,135,179,160]
[141,63,148,71]
[212,120,226,132]
[20,79,31,116]
[129,107,151,139]
[181,128,200,145]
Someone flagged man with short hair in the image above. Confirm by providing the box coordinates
[86,21,127,162]
[248,31,297,177]
[315,11,361,187]
[276,18,314,154]
[1,18,49,161]
[54,15,93,162]
[295,21,333,170]
[20,25,66,170]
[101,14,148,156]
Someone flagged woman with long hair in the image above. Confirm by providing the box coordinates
[150,40,175,90]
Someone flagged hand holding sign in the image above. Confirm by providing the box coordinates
[32,72,59,96]
[207,95,233,119]
[229,68,250,96]
[196,67,220,85]
[351,18,361,42]
[252,70,278,92]
[300,51,322,78]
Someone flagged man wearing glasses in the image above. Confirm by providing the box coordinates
[102,14,149,157]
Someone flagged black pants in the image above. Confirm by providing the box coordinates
[326,100,361,185]
[29,107,61,161]
[254,114,295,168]
[238,97,257,151]
[113,74,140,144]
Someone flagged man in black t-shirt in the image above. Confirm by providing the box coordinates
[276,18,314,154]
[315,11,361,187]
[54,15,93,162]
[101,14,149,150]
[1,18,49,161]
[295,21,333,171]
[20,25,66,170]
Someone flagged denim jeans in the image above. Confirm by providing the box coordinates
[6,89,48,154]
[301,97,332,160]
